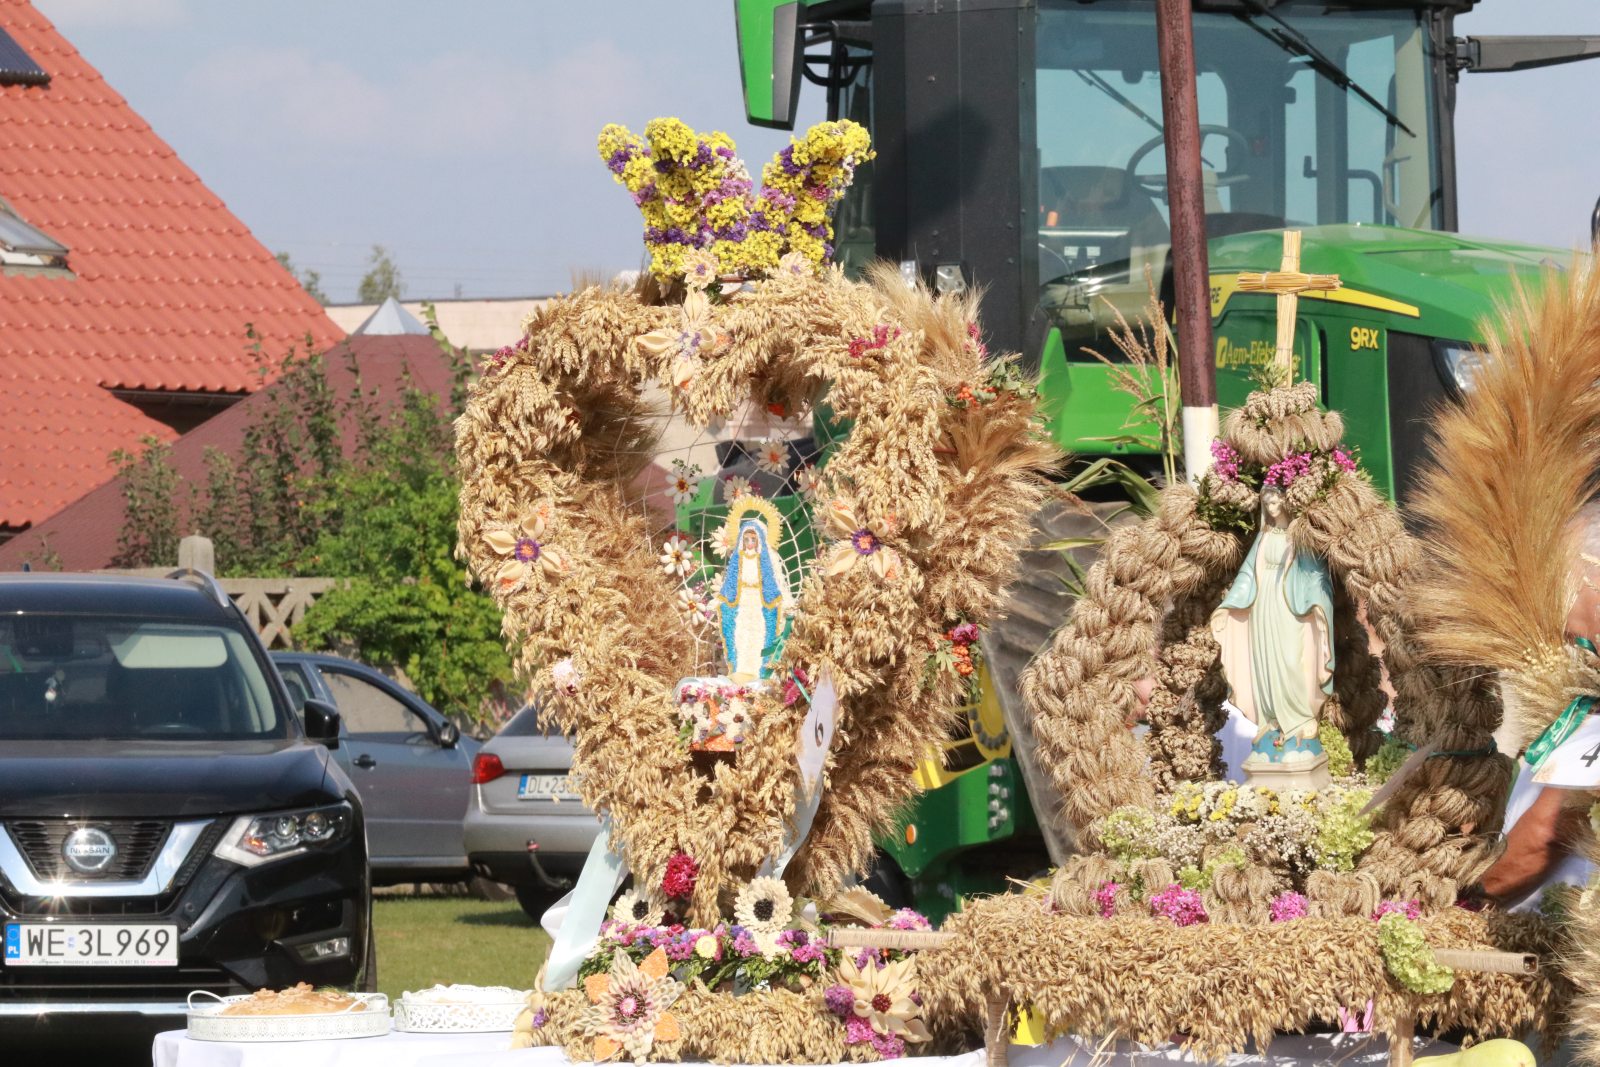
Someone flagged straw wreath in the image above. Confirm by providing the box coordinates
[455,265,1056,922]
[1021,380,1509,908]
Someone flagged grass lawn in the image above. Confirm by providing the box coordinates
[372,896,550,1001]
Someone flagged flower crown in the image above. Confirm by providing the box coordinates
[598,117,874,283]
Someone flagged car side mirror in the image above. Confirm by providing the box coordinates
[438,721,461,749]
[303,699,342,748]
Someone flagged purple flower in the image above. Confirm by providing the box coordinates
[1095,880,1120,919]
[1269,891,1308,922]
[871,1031,907,1060]
[823,984,855,1018]
[884,908,932,931]
[1264,450,1314,488]
[778,145,802,177]
[731,927,758,958]
[1331,447,1358,473]
[850,529,881,556]
[692,142,714,168]
[513,537,542,564]
[531,1008,549,1028]
[949,623,980,647]
[1148,883,1208,926]
[1372,899,1421,921]
[606,147,634,175]
[664,937,694,961]
[715,145,735,159]
[1209,439,1241,482]
[844,1014,875,1045]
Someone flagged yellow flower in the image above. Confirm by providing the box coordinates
[694,935,719,960]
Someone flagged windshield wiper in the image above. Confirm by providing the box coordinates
[1236,0,1415,137]
[1073,70,1216,167]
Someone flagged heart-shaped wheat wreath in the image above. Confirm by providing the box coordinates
[454,265,1057,925]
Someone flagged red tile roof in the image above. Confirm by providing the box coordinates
[0,334,453,572]
[0,0,343,530]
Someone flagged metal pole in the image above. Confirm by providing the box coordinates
[1155,0,1218,484]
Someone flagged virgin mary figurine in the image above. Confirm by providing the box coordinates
[717,518,791,682]
[1211,485,1335,781]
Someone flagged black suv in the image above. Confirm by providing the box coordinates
[0,573,370,1022]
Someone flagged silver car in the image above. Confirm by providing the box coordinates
[464,705,601,919]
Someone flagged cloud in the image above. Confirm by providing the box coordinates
[182,47,390,144]
[33,0,187,29]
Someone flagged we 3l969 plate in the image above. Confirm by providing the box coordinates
[4,923,178,966]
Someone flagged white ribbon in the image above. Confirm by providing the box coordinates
[539,816,628,990]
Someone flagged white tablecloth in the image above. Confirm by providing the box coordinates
[154,1029,1453,1067]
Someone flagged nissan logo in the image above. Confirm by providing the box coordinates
[62,827,117,875]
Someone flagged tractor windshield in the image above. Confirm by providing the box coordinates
[1036,0,1443,357]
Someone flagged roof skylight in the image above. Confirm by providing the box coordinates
[0,28,48,87]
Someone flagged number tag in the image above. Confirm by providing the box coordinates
[1531,715,1600,787]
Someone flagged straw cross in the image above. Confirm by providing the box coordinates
[1236,230,1341,376]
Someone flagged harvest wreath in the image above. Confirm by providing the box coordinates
[455,118,1056,1061]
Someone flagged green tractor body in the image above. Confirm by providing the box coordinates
[731,0,1599,918]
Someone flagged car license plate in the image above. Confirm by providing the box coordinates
[518,773,576,800]
[4,923,178,967]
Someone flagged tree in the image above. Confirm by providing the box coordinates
[274,250,328,306]
[110,435,181,568]
[358,244,404,303]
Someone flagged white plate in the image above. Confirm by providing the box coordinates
[517,773,577,800]
[5,922,177,967]
[185,991,390,1042]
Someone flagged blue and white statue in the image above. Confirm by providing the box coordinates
[717,517,791,682]
[1211,485,1335,781]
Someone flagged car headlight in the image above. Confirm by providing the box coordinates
[1433,338,1485,396]
[214,803,353,867]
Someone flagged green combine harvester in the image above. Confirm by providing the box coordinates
[733,0,1600,919]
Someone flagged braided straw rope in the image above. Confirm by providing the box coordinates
[913,893,1566,1063]
[456,266,1056,921]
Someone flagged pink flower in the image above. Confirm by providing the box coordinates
[661,852,698,899]
[871,1031,907,1059]
[883,908,932,931]
[1331,447,1358,473]
[1148,884,1208,926]
[949,622,979,647]
[1269,891,1308,922]
[1095,881,1120,919]
[1372,899,1421,921]
[783,668,811,706]
[844,1014,876,1045]
[1209,439,1241,482]
[1264,451,1315,487]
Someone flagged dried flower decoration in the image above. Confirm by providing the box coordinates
[580,946,682,1063]
[482,501,568,594]
[660,852,698,900]
[823,497,902,581]
[610,887,669,927]
[637,288,721,391]
[551,658,582,696]
[733,875,795,932]
[668,460,702,507]
[658,534,694,580]
[833,954,931,1046]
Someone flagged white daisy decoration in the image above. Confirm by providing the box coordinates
[659,534,694,579]
[724,474,755,501]
[733,875,795,933]
[753,439,788,476]
[672,470,704,508]
[610,886,668,927]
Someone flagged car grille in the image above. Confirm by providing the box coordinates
[7,820,171,882]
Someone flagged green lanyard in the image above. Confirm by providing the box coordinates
[1524,636,1598,770]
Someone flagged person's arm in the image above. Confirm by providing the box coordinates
[1481,786,1588,904]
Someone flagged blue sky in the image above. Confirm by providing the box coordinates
[32,0,1600,303]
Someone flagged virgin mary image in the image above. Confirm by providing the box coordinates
[717,519,791,682]
[1211,485,1335,768]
